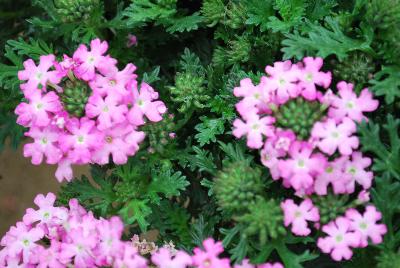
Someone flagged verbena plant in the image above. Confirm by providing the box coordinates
[0,1,399,267]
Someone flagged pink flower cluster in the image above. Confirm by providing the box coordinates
[0,193,283,268]
[15,39,166,182]
[232,58,386,261]
[233,57,378,195]
[280,199,386,261]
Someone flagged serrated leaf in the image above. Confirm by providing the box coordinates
[7,38,53,60]
[142,66,161,84]
[369,66,400,104]
[119,199,152,231]
[166,12,204,33]
[282,17,374,60]
[123,0,176,26]
[195,117,225,147]
[147,169,189,203]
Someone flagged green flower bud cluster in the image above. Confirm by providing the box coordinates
[376,251,400,268]
[225,2,247,29]
[60,79,91,118]
[169,72,210,112]
[312,194,354,225]
[54,0,100,23]
[142,113,177,154]
[201,0,225,27]
[235,197,286,245]
[274,98,326,140]
[214,161,263,214]
[333,52,374,89]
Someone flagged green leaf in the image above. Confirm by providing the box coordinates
[358,115,400,180]
[369,66,400,104]
[166,12,204,33]
[244,0,274,31]
[147,169,189,203]
[119,199,152,231]
[282,17,374,60]
[123,0,176,26]
[195,117,225,147]
[266,0,307,33]
[218,141,253,165]
[182,146,218,175]
[142,66,161,84]
[274,239,318,268]
[59,172,116,216]
[7,38,53,60]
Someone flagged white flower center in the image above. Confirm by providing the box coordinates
[346,101,355,109]
[305,73,313,82]
[77,135,85,144]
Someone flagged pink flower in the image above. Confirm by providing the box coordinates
[234,78,269,118]
[151,248,192,268]
[114,246,147,268]
[37,242,64,268]
[127,82,167,126]
[192,238,230,268]
[73,38,117,81]
[357,190,370,203]
[233,113,275,149]
[281,199,320,236]
[260,141,282,180]
[328,81,379,123]
[15,90,62,127]
[86,94,128,130]
[92,123,145,165]
[263,60,299,104]
[90,63,137,98]
[317,217,361,261]
[344,152,374,192]
[24,126,62,165]
[18,54,61,92]
[345,206,387,247]
[234,259,255,268]
[95,217,125,266]
[59,118,103,163]
[127,34,138,47]
[1,223,44,263]
[278,142,326,190]
[297,57,331,100]
[314,157,349,195]
[272,129,296,155]
[55,157,73,182]
[23,193,67,227]
[258,263,284,268]
[311,118,359,156]
[59,228,97,267]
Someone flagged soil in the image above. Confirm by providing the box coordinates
[0,143,89,236]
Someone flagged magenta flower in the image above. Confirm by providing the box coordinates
[95,217,125,266]
[344,152,374,192]
[311,118,359,156]
[317,217,361,261]
[233,113,275,149]
[357,190,370,203]
[151,248,192,268]
[127,34,138,47]
[281,199,320,236]
[73,38,117,81]
[314,157,349,195]
[278,142,326,190]
[59,117,103,163]
[86,94,128,130]
[18,54,61,92]
[23,126,62,165]
[192,238,230,268]
[234,259,255,268]
[92,123,145,165]
[37,242,64,268]
[127,82,167,126]
[328,81,379,123]
[345,206,387,247]
[263,60,299,103]
[90,63,137,98]
[15,90,62,127]
[260,141,282,180]
[297,57,331,100]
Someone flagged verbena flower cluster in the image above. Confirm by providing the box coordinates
[15,39,166,182]
[232,57,386,261]
[0,193,283,268]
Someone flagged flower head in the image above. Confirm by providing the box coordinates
[281,199,320,236]
[297,57,331,100]
[192,238,230,268]
[152,248,192,268]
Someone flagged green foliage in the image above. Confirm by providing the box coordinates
[282,17,374,60]
[358,115,400,180]
[2,0,400,266]
[369,66,400,104]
